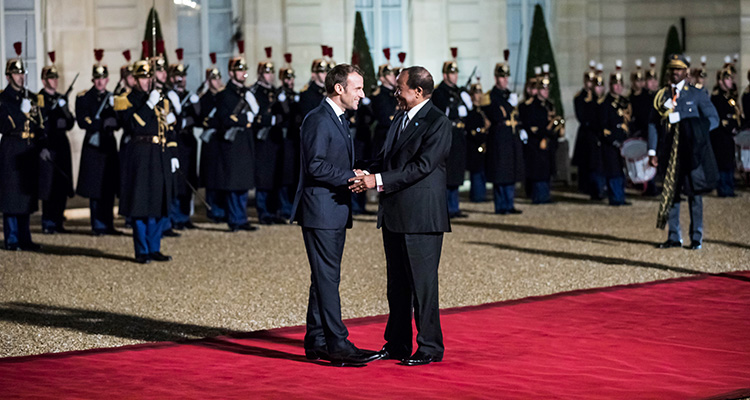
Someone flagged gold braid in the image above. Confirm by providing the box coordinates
[655,87,679,229]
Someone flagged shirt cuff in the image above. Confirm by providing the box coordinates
[375,173,384,192]
[647,149,656,156]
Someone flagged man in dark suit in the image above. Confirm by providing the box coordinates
[290,64,379,367]
[349,66,452,366]
[648,54,719,250]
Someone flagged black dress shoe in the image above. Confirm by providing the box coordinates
[657,240,682,249]
[401,351,443,366]
[149,252,172,262]
[687,242,702,250]
[329,348,381,366]
[271,216,289,224]
[495,210,509,215]
[259,216,274,225]
[376,345,409,361]
[172,222,185,230]
[4,243,20,251]
[135,255,151,264]
[509,208,523,214]
[230,223,258,232]
[305,348,330,361]
[19,242,42,251]
[449,212,468,219]
[183,221,197,229]
[162,229,181,237]
[42,227,56,235]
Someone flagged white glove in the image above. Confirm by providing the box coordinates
[508,93,519,107]
[147,90,160,109]
[181,119,187,129]
[271,115,277,126]
[246,111,255,122]
[294,95,300,103]
[361,97,371,106]
[460,91,473,110]
[458,105,468,118]
[190,94,200,104]
[58,98,67,108]
[171,157,179,173]
[519,129,529,143]
[244,91,260,114]
[39,148,52,162]
[277,91,287,102]
[166,112,176,125]
[21,98,31,113]
[167,91,181,115]
[108,96,114,107]
[663,98,674,110]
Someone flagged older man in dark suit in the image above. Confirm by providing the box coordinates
[350,66,452,366]
[290,64,380,367]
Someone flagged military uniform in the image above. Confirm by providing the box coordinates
[170,87,201,226]
[274,83,301,219]
[198,85,227,222]
[432,80,469,216]
[572,86,605,199]
[251,80,284,224]
[464,95,489,202]
[370,85,398,157]
[598,91,630,205]
[710,85,740,197]
[299,81,326,119]
[518,95,556,203]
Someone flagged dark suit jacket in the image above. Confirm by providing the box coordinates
[290,100,356,229]
[369,100,452,234]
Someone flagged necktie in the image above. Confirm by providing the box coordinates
[397,114,409,141]
[339,113,349,131]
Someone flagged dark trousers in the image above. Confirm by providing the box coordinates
[607,176,626,205]
[530,180,551,204]
[255,189,273,221]
[302,227,351,355]
[159,217,171,233]
[205,189,226,221]
[493,183,516,213]
[668,195,703,244]
[446,186,460,214]
[3,214,32,247]
[590,171,606,199]
[90,195,115,232]
[278,186,293,219]
[382,228,444,357]
[169,194,192,225]
[132,217,161,256]
[351,192,367,215]
[225,190,249,227]
[42,194,68,231]
[716,170,735,197]
[469,171,487,202]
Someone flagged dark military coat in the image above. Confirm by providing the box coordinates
[483,86,524,185]
[298,80,326,119]
[464,105,488,173]
[351,96,374,163]
[598,93,630,178]
[75,87,120,199]
[742,87,750,130]
[214,80,255,191]
[274,86,301,187]
[116,89,175,218]
[173,88,200,196]
[38,88,75,201]
[370,85,398,157]
[251,82,282,191]
[431,81,468,186]
[710,87,741,171]
[628,89,654,139]
[518,96,556,182]
[572,88,602,173]
[0,85,44,214]
[198,89,221,188]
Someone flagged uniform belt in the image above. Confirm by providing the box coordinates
[451,121,465,129]
[21,131,35,139]
[132,136,162,144]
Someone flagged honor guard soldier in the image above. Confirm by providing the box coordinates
[0,43,45,251]
[432,47,470,218]
[582,64,607,199]
[215,40,259,232]
[198,52,228,223]
[299,46,328,118]
[324,45,336,72]
[38,51,76,234]
[370,48,399,160]
[519,64,562,204]
[115,58,179,264]
[275,53,301,220]
[598,60,631,206]
[75,49,122,236]
[168,48,201,229]
[115,50,135,96]
[710,58,740,197]
[484,50,525,214]
[690,56,708,92]
[572,60,598,195]
[464,79,490,203]
[648,54,719,250]
[743,68,750,130]
[645,57,659,94]
[628,59,651,139]
[253,46,286,225]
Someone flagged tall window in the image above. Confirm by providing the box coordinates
[176,0,235,90]
[1,0,40,91]
[355,0,408,69]
[506,0,551,91]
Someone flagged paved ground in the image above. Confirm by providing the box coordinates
[1,187,748,358]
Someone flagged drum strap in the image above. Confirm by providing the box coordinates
[657,123,680,229]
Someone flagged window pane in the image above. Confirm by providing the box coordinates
[209,0,231,9]
[5,13,36,59]
[5,0,34,11]
[382,0,400,7]
[355,0,374,8]
[183,56,202,90]
[209,11,233,54]
[382,9,401,49]
[178,12,202,54]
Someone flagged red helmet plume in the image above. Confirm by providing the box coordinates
[264,46,272,59]
[383,48,391,61]
[48,51,56,64]
[450,47,458,59]
[175,48,184,61]
[398,52,406,64]
[237,40,245,55]
[503,49,510,62]
[284,53,292,64]
[141,41,150,58]
[209,52,217,65]
[156,40,165,56]
[94,49,104,62]
[13,42,22,56]
[122,49,131,62]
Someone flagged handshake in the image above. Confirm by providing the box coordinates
[348,169,376,194]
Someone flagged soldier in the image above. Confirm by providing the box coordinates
[38,51,76,234]
[690,56,708,92]
[431,47,470,218]
[572,60,597,195]
[370,48,399,159]
[628,59,650,139]
[298,46,328,118]
[464,80,489,203]
[710,59,740,197]
[275,53,301,220]
[115,58,178,264]
[1,43,45,251]
[598,60,631,206]
[484,50,525,214]
[214,40,259,232]
[645,57,659,94]
[519,64,562,204]
[253,47,286,225]
[198,53,227,223]
[75,49,121,236]
[168,48,201,229]
[744,68,750,130]
[115,50,135,96]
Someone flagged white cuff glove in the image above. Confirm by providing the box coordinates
[277,91,287,102]
[271,115,277,126]
[460,91,473,111]
[663,98,674,110]
[181,119,187,129]
[458,105,468,118]
[21,98,31,113]
[244,91,260,114]
[147,90,160,109]
[58,98,67,108]
[108,96,115,107]
[508,93,519,107]
[190,94,200,104]
[519,129,529,143]
[246,111,255,123]
[166,112,176,125]
[167,91,181,115]
[648,149,656,156]
[171,157,179,173]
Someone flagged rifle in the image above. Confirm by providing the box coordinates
[464,66,478,88]
[51,73,79,110]
[88,92,113,148]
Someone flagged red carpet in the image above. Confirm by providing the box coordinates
[2,272,750,399]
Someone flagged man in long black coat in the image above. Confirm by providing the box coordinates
[710,69,740,197]
[1,55,45,251]
[275,60,301,220]
[38,60,76,234]
[75,55,121,236]
[370,61,399,158]
[298,58,327,118]
[198,63,226,222]
[115,60,177,264]
[464,83,489,203]
[598,67,631,206]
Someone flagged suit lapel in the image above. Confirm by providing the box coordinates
[324,101,353,165]
[389,101,432,156]
[383,111,406,158]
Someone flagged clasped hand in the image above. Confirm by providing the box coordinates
[348,169,375,193]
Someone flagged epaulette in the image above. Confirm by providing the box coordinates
[597,96,607,105]
[301,83,310,92]
[36,94,45,108]
[77,90,87,97]
[480,92,491,107]
[114,94,132,111]
[574,90,582,98]
[524,97,534,105]
[372,87,381,96]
